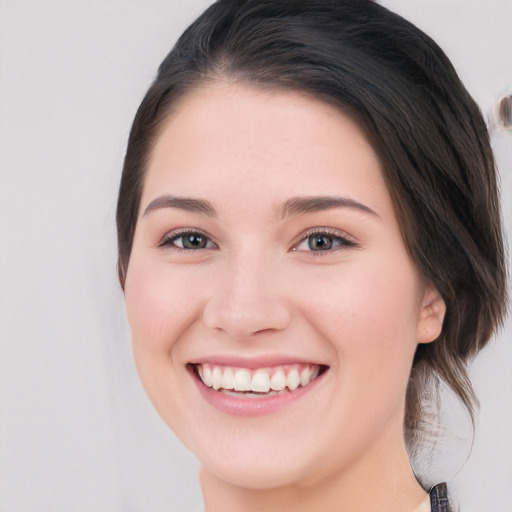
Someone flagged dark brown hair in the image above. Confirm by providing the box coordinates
[116,0,507,458]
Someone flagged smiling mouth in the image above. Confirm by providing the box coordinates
[191,363,328,396]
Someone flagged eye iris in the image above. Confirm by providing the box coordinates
[308,235,333,251]
[182,233,207,249]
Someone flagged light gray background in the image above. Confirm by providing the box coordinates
[0,1,510,511]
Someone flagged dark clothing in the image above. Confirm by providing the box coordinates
[430,483,452,512]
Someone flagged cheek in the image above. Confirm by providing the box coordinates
[123,259,203,430]
[299,259,421,381]
[322,264,421,427]
[350,261,419,342]
[124,259,201,355]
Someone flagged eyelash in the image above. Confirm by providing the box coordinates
[158,228,358,253]
[159,229,217,251]
[293,228,358,253]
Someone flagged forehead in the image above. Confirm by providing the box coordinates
[142,84,392,220]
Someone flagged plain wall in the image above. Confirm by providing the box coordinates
[1,1,510,511]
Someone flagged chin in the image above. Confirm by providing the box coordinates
[185,421,341,492]
[200,452,312,491]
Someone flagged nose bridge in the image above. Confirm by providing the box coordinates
[202,243,291,339]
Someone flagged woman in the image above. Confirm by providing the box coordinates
[116,1,507,510]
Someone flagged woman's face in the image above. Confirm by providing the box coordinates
[124,84,444,489]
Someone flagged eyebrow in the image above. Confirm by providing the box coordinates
[279,195,379,219]
[143,195,217,217]
[142,194,378,219]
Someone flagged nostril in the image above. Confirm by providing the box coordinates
[202,293,292,340]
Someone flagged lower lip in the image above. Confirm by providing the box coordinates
[189,367,326,416]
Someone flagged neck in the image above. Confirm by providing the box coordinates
[199,419,427,512]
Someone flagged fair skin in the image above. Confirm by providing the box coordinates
[124,84,446,512]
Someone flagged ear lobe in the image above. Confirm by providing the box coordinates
[416,285,446,344]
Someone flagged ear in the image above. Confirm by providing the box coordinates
[416,285,446,344]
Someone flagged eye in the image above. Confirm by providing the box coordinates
[294,229,357,252]
[159,230,216,250]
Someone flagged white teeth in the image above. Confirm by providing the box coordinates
[299,367,311,386]
[286,368,300,391]
[233,369,252,391]
[270,369,286,391]
[212,366,223,390]
[221,368,234,390]
[202,364,213,387]
[196,363,322,393]
[251,372,271,393]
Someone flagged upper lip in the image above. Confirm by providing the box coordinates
[188,354,327,370]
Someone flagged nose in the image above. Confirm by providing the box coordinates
[202,252,292,340]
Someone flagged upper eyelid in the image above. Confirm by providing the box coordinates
[159,228,218,248]
[295,227,357,244]
[291,228,359,254]
[157,226,358,249]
